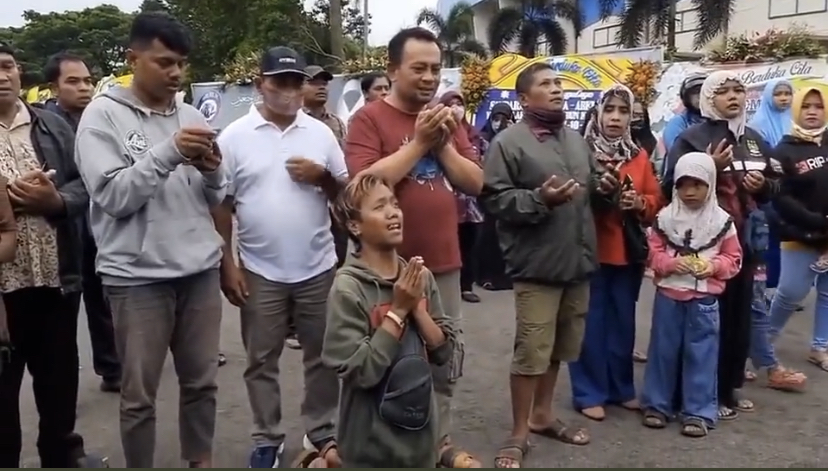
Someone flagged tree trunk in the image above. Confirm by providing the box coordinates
[666,0,677,52]
[329,0,345,60]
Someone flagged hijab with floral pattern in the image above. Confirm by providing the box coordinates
[700,71,747,139]
[583,84,640,164]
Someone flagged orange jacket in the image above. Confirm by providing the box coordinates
[594,149,663,265]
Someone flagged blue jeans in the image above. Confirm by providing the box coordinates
[769,248,828,350]
[749,278,778,369]
[641,291,719,426]
[569,264,640,410]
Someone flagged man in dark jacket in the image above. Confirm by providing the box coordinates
[481,62,615,467]
[0,44,93,468]
[43,51,122,393]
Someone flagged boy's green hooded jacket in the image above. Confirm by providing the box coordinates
[322,256,458,467]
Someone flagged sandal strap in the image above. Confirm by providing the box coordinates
[318,440,337,458]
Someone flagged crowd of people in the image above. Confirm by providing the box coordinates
[0,8,826,469]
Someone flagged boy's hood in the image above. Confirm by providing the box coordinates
[337,255,409,288]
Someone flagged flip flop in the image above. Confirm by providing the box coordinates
[529,419,590,445]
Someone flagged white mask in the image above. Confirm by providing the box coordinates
[452,105,465,120]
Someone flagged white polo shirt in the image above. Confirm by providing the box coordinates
[218,108,348,283]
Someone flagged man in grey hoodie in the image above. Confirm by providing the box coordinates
[73,12,227,468]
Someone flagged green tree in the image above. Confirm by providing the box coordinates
[1,6,134,86]
[161,0,311,81]
[597,0,735,50]
[487,0,583,57]
[416,2,487,67]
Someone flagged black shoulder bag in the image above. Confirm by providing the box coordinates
[377,322,433,431]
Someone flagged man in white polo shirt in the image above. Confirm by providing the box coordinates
[212,46,347,468]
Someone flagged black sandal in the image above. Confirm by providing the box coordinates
[681,417,709,438]
[642,409,667,429]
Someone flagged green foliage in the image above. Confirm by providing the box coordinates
[706,25,825,63]
[1,5,134,87]
[1,0,366,88]
[416,2,487,67]
[486,0,582,57]
[599,0,736,51]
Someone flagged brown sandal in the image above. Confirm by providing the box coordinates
[494,438,529,468]
[292,441,340,468]
[767,366,806,392]
[529,419,590,445]
[438,444,481,468]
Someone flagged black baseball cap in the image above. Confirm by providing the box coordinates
[260,47,309,77]
[305,65,333,81]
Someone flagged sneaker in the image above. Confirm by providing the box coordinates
[286,335,301,350]
[248,443,285,468]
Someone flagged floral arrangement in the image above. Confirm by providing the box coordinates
[460,56,490,113]
[222,50,260,84]
[623,59,660,106]
[706,25,825,64]
[341,48,388,77]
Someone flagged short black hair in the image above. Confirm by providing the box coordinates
[44,52,89,83]
[515,62,554,95]
[387,27,439,66]
[0,44,16,60]
[360,71,388,94]
[129,12,192,56]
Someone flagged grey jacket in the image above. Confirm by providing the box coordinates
[24,103,90,293]
[480,122,599,285]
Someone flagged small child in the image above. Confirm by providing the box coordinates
[640,152,742,437]
[321,173,459,468]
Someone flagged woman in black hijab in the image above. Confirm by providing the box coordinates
[631,102,658,157]
[477,103,514,290]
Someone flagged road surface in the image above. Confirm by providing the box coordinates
[18,283,828,467]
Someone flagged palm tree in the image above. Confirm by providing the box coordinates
[416,2,488,67]
[597,0,735,50]
[486,0,584,57]
[329,0,345,59]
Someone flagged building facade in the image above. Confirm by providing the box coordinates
[437,0,828,54]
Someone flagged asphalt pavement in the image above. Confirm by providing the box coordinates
[18,283,828,467]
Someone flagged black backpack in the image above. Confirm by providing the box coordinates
[377,322,433,431]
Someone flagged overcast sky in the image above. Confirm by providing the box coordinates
[0,0,437,46]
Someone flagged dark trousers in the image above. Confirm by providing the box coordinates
[81,230,121,381]
[459,222,479,292]
[717,262,753,407]
[475,217,511,290]
[0,287,85,467]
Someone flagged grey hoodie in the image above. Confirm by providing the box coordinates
[74,86,227,285]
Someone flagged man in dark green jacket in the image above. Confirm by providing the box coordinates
[480,62,615,468]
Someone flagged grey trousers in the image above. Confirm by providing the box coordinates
[432,269,463,443]
[240,267,338,447]
[104,269,222,468]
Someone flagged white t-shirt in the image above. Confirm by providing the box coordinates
[218,108,348,283]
